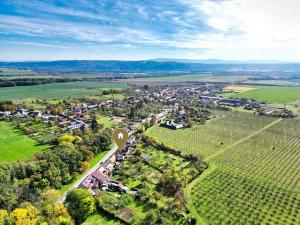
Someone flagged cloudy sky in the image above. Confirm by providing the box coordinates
[0,0,300,61]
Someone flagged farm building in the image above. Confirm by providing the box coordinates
[161,120,187,130]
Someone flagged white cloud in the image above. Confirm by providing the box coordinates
[177,0,300,59]
[0,14,160,44]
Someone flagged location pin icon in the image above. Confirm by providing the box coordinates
[113,128,129,150]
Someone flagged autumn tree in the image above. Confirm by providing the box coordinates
[80,161,90,172]
[10,203,41,225]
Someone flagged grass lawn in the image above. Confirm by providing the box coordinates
[223,85,300,104]
[97,116,120,128]
[83,213,124,225]
[0,121,48,162]
[0,81,127,101]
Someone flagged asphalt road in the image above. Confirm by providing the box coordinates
[58,144,119,203]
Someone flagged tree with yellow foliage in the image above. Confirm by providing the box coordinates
[58,134,82,144]
[80,161,90,172]
[41,190,74,225]
[10,203,40,225]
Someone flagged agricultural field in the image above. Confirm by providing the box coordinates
[0,121,48,162]
[0,81,127,101]
[145,112,275,158]
[213,119,300,190]
[223,85,256,92]
[124,75,250,83]
[223,85,300,104]
[146,111,300,225]
[190,166,300,225]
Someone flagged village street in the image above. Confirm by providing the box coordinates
[58,143,119,203]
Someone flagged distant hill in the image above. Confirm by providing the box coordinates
[0,60,300,75]
[152,58,293,64]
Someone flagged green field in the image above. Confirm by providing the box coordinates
[224,85,300,104]
[146,112,275,158]
[124,74,249,83]
[146,112,300,225]
[97,116,121,128]
[0,121,48,162]
[83,213,124,225]
[0,81,127,101]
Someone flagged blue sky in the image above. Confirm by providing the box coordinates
[1,0,300,61]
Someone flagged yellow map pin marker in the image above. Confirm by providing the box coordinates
[113,128,129,150]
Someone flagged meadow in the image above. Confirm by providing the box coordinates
[0,121,48,162]
[83,213,124,225]
[146,111,300,225]
[97,116,121,129]
[224,85,300,104]
[0,81,127,101]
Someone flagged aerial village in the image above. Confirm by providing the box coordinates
[0,83,297,224]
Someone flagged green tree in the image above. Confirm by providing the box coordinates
[65,189,95,224]
[90,114,99,133]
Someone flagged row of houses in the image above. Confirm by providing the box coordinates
[137,107,173,126]
[80,135,137,194]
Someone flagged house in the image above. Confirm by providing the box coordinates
[59,120,71,127]
[30,110,42,117]
[218,98,242,107]
[0,111,11,118]
[87,104,97,109]
[67,122,84,131]
[106,162,115,174]
[97,167,110,176]
[91,171,108,186]
[14,108,28,117]
[116,152,125,161]
[80,176,97,189]
[126,136,136,147]
[108,181,129,193]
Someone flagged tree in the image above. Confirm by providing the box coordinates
[186,117,193,128]
[10,203,41,225]
[58,135,82,144]
[90,114,99,133]
[157,170,183,197]
[150,115,157,126]
[140,211,159,225]
[80,161,90,172]
[65,189,95,224]
[41,190,73,225]
[51,106,63,115]
[0,209,12,225]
